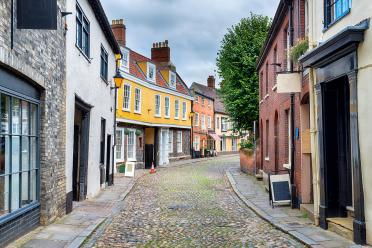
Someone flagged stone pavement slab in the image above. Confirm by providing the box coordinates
[226,167,359,248]
[7,171,145,248]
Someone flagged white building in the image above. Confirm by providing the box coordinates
[65,0,120,212]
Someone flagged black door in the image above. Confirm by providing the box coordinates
[145,144,154,169]
[323,76,352,217]
[73,125,80,201]
[106,135,111,183]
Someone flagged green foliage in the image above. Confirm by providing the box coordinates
[217,13,271,131]
[290,39,309,63]
[240,137,254,150]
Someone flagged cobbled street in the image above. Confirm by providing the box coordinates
[91,156,303,247]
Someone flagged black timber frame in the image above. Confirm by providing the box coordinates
[300,19,369,245]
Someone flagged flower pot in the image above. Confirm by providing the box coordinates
[118,163,126,173]
[240,148,254,175]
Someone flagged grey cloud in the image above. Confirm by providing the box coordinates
[102,0,278,86]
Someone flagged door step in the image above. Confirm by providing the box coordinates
[327,217,353,241]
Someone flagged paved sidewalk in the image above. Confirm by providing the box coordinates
[8,171,145,248]
[226,167,360,248]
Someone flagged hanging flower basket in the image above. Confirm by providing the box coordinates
[124,128,130,135]
[135,129,142,136]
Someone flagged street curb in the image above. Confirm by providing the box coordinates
[225,170,312,247]
[73,173,147,248]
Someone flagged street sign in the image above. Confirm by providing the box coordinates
[277,72,301,93]
[17,0,57,30]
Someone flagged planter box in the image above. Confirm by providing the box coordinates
[240,148,254,175]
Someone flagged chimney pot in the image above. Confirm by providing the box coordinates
[151,40,171,63]
[111,19,126,47]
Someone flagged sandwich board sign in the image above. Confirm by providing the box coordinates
[125,162,135,178]
[269,173,291,207]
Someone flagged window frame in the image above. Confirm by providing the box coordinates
[126,129,136,161]
[182,101,187,120]
[194,113,199,126]
[100,45,108,82]
[164,96,170,118]
[122,83,131,112]
[115,128,125,163]
[76,3,90,58]
[120,49,130,72]
[201,115,205,130]
[168,130,173,154]
[174,99,180,119]
[147,63,156,82]
[324,0,351,29]
[169,71,177,89]
[134,88,141,114]
[207,116,211,129]
[155,95,161,117]
[221,117,227,132]
[216,117,220,129]
[177,131,182,153]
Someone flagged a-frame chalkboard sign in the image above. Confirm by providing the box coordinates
[268,173,291,207]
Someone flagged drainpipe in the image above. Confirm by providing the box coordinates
[111,81,117,186]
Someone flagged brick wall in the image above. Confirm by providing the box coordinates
[192,93,214,150]
[258,0,306,204]
[0,0,66,242]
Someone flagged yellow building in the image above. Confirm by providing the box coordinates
[111,20,193,168]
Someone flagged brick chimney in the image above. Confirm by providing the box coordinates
[207,76,215,89]
[111,19,126,47]
[151,40,170,63]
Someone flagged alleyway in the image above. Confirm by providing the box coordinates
[88,156,303,247]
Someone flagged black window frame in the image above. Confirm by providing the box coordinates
[100,45,108,82]
[99,118,106,164]
[324,0,351,29]
[76,3,90,58]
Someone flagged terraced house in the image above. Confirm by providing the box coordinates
[111,20,193,169]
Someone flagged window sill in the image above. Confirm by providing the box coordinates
[122,109,130,112]
[165,116,170,119]
[264,94,269,100]
[259,100,264,104]
[155,115,161,118]
[75,44,91,63]
[134,111,142,115]
[174,117,180,120]
[272,84,277,91]
[101,76,108,85]
[265,157,270,161]
[323,9,351,32]
[0,202,40,226]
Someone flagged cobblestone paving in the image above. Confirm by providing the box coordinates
[93,157,304,247]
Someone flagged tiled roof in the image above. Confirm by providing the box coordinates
[190,82,226,114]
[126,49,191,97]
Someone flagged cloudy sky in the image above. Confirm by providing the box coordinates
[102,0,278,86]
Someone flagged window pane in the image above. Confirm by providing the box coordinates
[30,170,37,202]
[12,136,20,173]
[11,173,20,211]
[21,171,29,207]
[22,137,29,171]
[1,95,10,134]
[0,136,10,175]
[30,137,37,169]
[0,175,9,216]
[12,98,20,134]
[30,104,37,136]
[21,101,29,135]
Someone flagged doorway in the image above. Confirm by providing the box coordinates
[106,134,111,184]
[322,76,352,218]
[274,111,279,174]
[72,99,90,202]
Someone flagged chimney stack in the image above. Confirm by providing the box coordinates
[151,40,170,63]
[111,19,126,47]
[207,75,215,89]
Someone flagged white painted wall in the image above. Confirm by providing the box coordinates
[65,0,116,199]
[308,1,372,243]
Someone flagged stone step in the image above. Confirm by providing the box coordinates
[327,217,353,241]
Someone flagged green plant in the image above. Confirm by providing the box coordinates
[135,129,142,136]
[290,39,309,63]
[124,128,130,135]
[240,137,254,150]
[118,163,125,173]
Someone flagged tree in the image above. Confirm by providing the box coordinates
[217,13,270,131]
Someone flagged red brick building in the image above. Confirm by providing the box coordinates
[257,0,311,207]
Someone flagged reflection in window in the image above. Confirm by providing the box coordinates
[0,94,39,218]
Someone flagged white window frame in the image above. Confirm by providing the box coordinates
[201,115,205,130]
[115,128,125,162]
[127,129,136,161]
[123,83,131,112]
[155,95,161,117]
[193,136,200,151]
[182,101,187,120]
[174,99,180,119]
[207,116,211,129]
[177,131,182,153]
[194,113,199,126]
[221,117,227,132]
[216,117,220,129]
[195,95,198,103]
[164,96,170,118]
[134,88,141,114]
[169,71,177,89]
[147,62,156,82]
[120,49,130,72]
[168,130,173,154]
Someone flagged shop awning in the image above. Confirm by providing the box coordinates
[209,133,221,141]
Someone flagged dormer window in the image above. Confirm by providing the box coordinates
[169,71,176,89]
[120,49,129,72]
[147,63,156,82]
